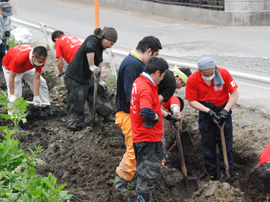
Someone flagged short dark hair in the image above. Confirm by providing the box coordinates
[136,36,162,56]
[180,67,192,77]
[51,31,64,42]
[145,57,168,75]
[33,46,47,59]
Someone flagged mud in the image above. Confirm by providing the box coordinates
[0,54,269,202]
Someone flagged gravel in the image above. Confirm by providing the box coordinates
[185,55,270,73]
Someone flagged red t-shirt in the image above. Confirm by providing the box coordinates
[185,67,238,107]
[130,74,163,143]
[259,143,270,167]
[3,45,44,73]
[55,35,82,64]
[162,95,181,113]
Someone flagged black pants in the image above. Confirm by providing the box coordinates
[64,75,112,129]
[199,101,233,173]
[133,141,164,196]
[0,38,7,71]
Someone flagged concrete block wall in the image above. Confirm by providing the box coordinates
[83,0,270,25]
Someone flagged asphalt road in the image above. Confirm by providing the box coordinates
[16,0,270,113]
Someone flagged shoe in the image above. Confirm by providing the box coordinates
[10,121,24,132]
[68,126,82,132]
[103,113,115,123]
[210,170,219,181]
[115,175,128,192]
[137,194,151,202]
[40,106,53,117]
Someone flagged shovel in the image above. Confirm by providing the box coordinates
[175,119,188,180]
[26,101,51,106]
[92,75,98,127]
[217,122,230,178]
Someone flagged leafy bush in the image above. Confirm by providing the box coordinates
[8,35,23,49]
[0,91,72,201]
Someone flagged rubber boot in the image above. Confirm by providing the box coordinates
[103,113,115,123]
[10,121,24,132]
[115,175,128,192]
[137,193,151,202]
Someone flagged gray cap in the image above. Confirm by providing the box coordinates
[1,2,12,17]
[198,57,215,70]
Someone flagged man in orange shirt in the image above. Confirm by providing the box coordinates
[186,57,239,180]
[3,45,52,130]
[51,31,82,76]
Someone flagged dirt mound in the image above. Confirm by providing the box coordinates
[0,54,269,201]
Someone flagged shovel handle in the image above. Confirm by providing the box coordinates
[175,119,188,178]
[217,122,230,178]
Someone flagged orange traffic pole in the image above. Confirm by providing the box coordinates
[94,0,100,29]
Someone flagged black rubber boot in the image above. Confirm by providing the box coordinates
[137,193,151,202]
[115,175,128,192]
[40,106,53,117]
[10,121,24,132]
[103,113,115,123]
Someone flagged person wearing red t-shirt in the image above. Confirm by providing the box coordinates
[130,57,168,202]
[2,45,52,130]
[51,31,82,76]
[186,57,239,181]
[258,143,270,202]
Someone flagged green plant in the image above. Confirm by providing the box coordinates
[127,181,136,190]
[8,35,23,49]
[0,91,28,133]
[0,91,72,201]
[103,74,116,86]
[46,44,50,51]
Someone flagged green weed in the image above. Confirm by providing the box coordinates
[8,35,23,49]
[0,91,72,201]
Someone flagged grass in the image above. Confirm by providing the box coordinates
[8,35,23,49]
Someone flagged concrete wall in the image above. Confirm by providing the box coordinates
[84,0,270,26]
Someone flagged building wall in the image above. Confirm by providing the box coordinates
[84,0,270,25]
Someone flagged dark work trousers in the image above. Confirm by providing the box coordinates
[64,75,113,129]
[199,101,233,174]
[133,141,164,197]
[0,38,6,71]
[258,162,270,193]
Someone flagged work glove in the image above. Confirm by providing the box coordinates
[98,80,107,90]
[218,109,229,124]
[5,31,10,37]
[89,65,101,79]
[165,113,179,122]
[0,42,5,48]
[143,114,159,128]
[9,94,17,103]
[33,96,42,107]
[208,109,220,124]
[58,71,65,77]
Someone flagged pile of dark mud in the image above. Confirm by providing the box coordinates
[0,55,269,202]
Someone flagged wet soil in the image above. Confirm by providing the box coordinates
[0,55,270,202]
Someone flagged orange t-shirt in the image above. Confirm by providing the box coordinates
[55,35,82,64]
[3,45,44,73]
[259,143,270,167]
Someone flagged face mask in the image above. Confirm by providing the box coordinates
[33,57,43,66]
[34,62,43,66]
[201,73,215,81]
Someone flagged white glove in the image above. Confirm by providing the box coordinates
[89,65,101,78]
[33,96,42,107]
[98,80,107,90]
[9,94,17,103]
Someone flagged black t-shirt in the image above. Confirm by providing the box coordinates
[158,70,176,102]
[65,35,104,84]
